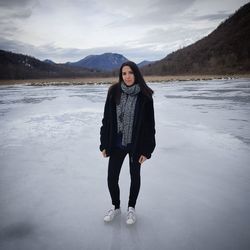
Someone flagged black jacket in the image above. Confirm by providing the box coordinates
[100,83,156,161]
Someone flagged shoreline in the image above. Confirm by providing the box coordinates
[0,74,250,86]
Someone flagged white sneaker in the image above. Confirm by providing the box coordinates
[104,206,121,222]
[126,207,136,225]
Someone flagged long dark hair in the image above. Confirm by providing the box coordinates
[110,61,154,103]
[119,61,153,96]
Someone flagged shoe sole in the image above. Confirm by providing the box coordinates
[126,218,136,225]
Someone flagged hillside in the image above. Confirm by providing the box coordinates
[142,3,250,75]
[138,60,156,67]
[0,50,109,80]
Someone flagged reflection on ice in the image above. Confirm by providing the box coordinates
[164,94,250,103]
[0,79,250,250]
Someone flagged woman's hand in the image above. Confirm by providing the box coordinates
[102,149,107,157]
[138,155,147,164]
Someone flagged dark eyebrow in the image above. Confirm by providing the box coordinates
[122,70,134,74]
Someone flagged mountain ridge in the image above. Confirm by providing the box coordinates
[69,52,129,71]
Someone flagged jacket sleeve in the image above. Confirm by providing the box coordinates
[141,98,156,159]
[99,92,110,152]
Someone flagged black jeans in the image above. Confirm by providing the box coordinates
[107,147,141,209]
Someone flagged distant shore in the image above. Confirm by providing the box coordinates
[0,74,250,86]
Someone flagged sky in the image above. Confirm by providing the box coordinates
[0,0,249,63]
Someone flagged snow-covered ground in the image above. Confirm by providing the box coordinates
[0,79,250,250]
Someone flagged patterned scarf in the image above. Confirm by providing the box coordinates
[116,81,141,146]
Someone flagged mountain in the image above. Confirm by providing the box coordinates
[142,3,250,75]
[69,52,129,71]
[0,50,108,79]
[43,59,56,64]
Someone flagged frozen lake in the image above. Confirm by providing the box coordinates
[0,79,250,250]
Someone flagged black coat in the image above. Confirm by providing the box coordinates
[100,83,156,161]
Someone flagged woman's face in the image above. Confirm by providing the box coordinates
[122,66,135,86]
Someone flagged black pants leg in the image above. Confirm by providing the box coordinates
[128,152,141,208]
[107,148,127,209]
[107,148,141,209]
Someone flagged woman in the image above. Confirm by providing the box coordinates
[100,61,156,225]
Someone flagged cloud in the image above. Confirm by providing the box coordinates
[0,0,38,31]
[0,0,37,39]
[194,11,232,21]
[12,8,32,18]
[0,0,34,7]
[136,26,213,49]
[0,0,248,63]
[147,0,195,17]
[104,0,196,27]
[0,37,165,63]
[0,0,37,16]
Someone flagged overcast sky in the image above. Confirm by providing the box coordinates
[0,0,248,63]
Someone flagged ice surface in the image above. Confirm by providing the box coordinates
[0,79,250,250]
